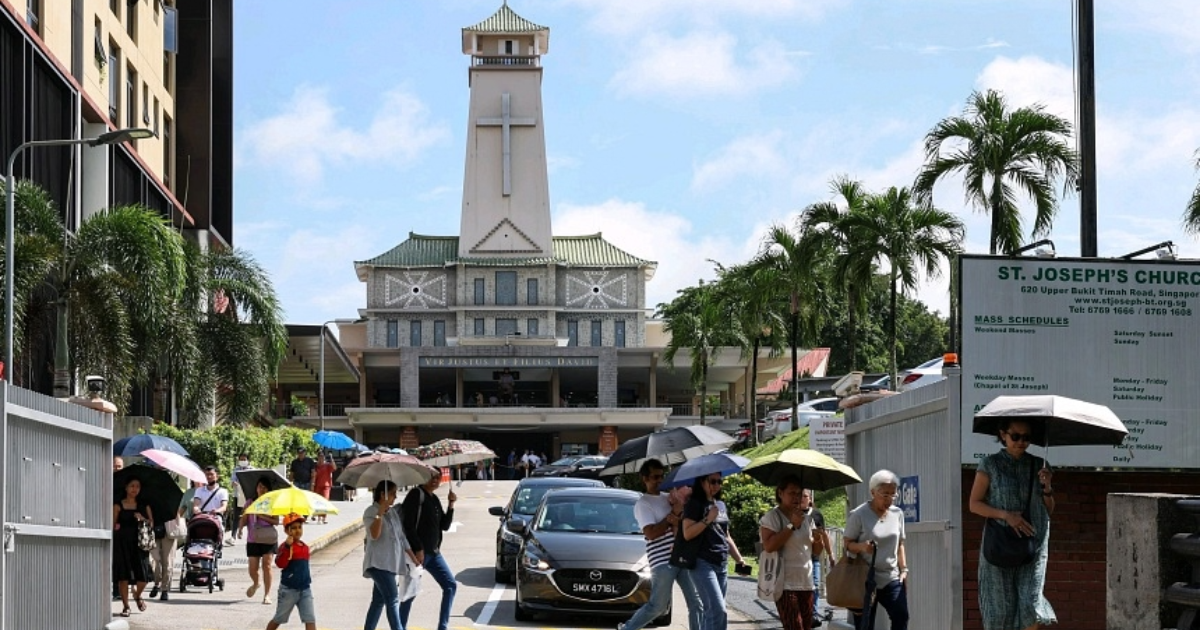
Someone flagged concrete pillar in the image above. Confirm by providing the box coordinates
[649,354,658,407]
[551,369,560,407]
[1107,493,1200,630]
[358,357,368,406]
[455,368,464,408]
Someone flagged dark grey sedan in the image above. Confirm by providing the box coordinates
[513,487,668,625]
[489,477,604,583]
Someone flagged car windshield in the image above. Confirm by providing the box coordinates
[513,486,559,515]
[549,456,582,466]
[535,498,640,534]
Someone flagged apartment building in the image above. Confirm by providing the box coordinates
[2,0,231,245]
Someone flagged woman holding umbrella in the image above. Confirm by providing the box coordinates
[238,479,281,605]
[759,478,828,630]
[113,475,154,617]
[969,418,1056,630]
[680,472,748,630]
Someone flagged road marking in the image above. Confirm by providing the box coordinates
[474,583,508,626]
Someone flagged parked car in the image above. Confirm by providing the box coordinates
[859,375,891,393]
[529,455,609,480]
[799,397,841,413]
[900,357,946,391]
[513,487,666,625]
[489,477,605,583]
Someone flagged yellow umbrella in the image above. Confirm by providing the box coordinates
[243,486,340,517]
[741,448,862,490]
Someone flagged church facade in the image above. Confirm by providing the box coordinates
[282,4,773,460]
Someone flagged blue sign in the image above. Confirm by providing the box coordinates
[897,475,920,523]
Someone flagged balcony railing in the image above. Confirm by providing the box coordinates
[273,401,744,417]
[473,55,539,67]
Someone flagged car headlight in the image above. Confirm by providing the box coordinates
[522,550,551,571]
[501,526,523,545]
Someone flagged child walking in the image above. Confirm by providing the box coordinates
[266,514,316,630]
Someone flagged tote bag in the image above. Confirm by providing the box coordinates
[756,549,783,601]
[165,517,188,541]
[668,521,704,570]
[825,545,876,610]
[137,520,157,552]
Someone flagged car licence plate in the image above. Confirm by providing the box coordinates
[571,582,620,595]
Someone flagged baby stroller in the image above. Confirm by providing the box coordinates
[179,513,226,593]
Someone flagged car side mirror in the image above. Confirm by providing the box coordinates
[488,506,506,517]
[506,519,526,535]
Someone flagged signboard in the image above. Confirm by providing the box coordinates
[810,415,845,463]
[418,356,599,368]
[960,256,1200,468]
[598,426,618,455]
[897,475,920,523]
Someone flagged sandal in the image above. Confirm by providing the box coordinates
[135,597,147,612]
[119,608,131,618]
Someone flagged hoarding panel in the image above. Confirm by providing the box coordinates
[960,256,1200,468]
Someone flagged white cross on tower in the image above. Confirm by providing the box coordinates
[476,92,536,196]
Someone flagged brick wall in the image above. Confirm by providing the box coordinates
[960,469,1200,630]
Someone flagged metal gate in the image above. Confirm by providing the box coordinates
[844,370,963,629]
[1,384,113,630]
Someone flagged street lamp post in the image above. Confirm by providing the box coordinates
[3,127,155,382]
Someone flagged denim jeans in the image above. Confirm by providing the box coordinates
[400,552,457,630]
[364,568,402,630]
[622,563,704,630]
[689,558,727,630]
[852,579,908,630]
[271,586,315,625]
[812,558,821,616]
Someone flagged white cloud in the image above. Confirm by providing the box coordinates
[610,32,798,98]
[554,199,758,308]
[691,131,787,192]
[918,38,1010,56]
[237,85,449,183]
[565,0,845,36]
[975,56,1075,122]
[1114,1,1200,52]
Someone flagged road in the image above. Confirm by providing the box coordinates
[116,479,778,630]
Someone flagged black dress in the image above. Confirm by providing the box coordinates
[113,501,152,583]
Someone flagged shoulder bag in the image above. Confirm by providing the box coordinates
[756,510,788,601]
[137,519,157,552]
[982,461,1038,568]
[668,504,708,570]
[826,541,877,610]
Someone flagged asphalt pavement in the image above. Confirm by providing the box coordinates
[114,479,837,630]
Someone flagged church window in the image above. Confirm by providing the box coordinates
[474,318,485,336]
[474,278,486,305]
[527,278,539,305]
[496,271,517,305]
[527,318,539,336]
[496,318,518,337]
[386,320,398,348]
[591,320,602,347]
[615,321,626,348]
[567,321,578,347]
[434,320,446,346]
[410,321,422,347]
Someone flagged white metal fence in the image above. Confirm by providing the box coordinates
[1,384,112,630]
[843,371,963,629]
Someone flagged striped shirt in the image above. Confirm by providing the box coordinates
[634,493,675,568]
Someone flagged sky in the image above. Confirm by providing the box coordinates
[232,1,1200,329]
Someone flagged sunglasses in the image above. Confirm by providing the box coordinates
[704,477,723,485]
[1005,431,1033,443]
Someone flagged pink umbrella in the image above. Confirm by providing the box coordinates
[141,448,206,483]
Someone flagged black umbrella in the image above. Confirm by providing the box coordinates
[113,434,188,458]
[234,468,292,501]
[114,463,184,525]
[599,425,736,476]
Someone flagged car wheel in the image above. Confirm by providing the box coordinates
[652,608,672,626]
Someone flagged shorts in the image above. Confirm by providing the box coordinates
[246,542,277,558]
[271,586,316,625]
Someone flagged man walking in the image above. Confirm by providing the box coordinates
[290,448,316,491]
[401,470,458,630]
[618,459,703,630]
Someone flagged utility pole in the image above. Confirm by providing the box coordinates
[1078,0,1098,257]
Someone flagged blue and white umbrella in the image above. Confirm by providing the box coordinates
[660,452,750,490]
[312,430,356,450]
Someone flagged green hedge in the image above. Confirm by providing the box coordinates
[150,423,319,484]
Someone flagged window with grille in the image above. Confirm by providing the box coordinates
[615,321,626,348]
[434,321,446,346]
[474,278,485,305]
[474,318,485,336]
[410,321,422,347]
[108,44,120,121]
[125,65,136,129]
[495,319,518,337]
[527,278,538,305]
[567,321,578,347]
[591,321,602,347]
[527,318,538,336]
[496,271,517,306]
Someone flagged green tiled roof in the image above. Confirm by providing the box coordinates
[355,233,655,269]
[464,3,547,34]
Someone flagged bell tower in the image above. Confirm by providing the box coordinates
[458,3,552,258]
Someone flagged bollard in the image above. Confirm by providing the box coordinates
[1164,499,1200,630]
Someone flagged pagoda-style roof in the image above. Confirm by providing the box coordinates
[464,3,547,34]
[356,233,656,277]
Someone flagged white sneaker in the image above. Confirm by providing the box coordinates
[262,595,273,605]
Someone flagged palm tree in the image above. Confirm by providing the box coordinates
[712,263,786,446]
[751,224,831,432]
[914,89,1079,255]
[656,281,731,425]
[800,176,876,371]
[1182,149,1200,234]
[1,180,64,387]
[847,187,964,385]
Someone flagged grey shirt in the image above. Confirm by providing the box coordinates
[844,502,906,587]
[363,504,409,577]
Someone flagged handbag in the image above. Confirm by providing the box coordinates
[668,515,705,570]
[165,517,188,541]
[826,544,877,610]
[982,461,1038,568]
[756,549,783,600]
[137,520,157,552]
[399,564,424,602]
